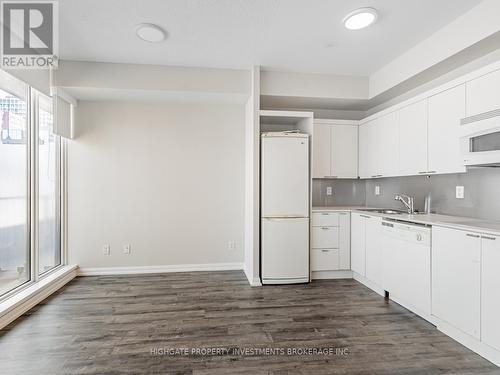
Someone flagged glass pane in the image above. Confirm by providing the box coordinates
[0,87,29,296]
[38,94,61,274]
[470,131,500,153]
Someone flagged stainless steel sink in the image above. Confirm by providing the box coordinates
[360,208,407,215]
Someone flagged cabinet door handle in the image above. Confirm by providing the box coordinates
[321,213,330,215]
[482,236,496,241]
[427,171,437,174]
[466,233,480,238]
[321,249,330,253]
[321,227,330,230]
[360,215,371,218]
[339,213,348,215]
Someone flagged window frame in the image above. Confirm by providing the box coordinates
[0,74,65,301]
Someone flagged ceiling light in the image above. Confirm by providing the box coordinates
[343,8,378,30]
[136,23,167,43]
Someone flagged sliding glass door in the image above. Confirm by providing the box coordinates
[38,94,61,274]
[0,72,63,298]
[0,85,30,296]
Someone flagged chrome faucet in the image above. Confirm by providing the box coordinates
[395,194,414,214]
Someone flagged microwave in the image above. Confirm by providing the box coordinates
[460,110,500,167]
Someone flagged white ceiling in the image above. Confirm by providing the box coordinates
[59,0,483,76]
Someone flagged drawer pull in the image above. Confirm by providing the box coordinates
[466,233,480,238]
[482,236,496,241]
[321,249,330,253]
[321,213,330,215]
[321,227,330,230]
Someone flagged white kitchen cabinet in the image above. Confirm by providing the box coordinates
[358,121,376,179]
[428,85,467,175]
[311,249,340,271]
[350,213,366,276]
[331,125,358,178]
[399,99,428,175]
[365,216,383,286]
[312,123,331,178]
[311,226,339,249]
[311,211,350,273]
[432,226,481,339]
[338,212,351,270]
[313,121,358,179]
[376,112,399,177]
[466,68,500,117]
[481,233,500,352]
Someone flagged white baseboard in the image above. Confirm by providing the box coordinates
[0,265,77,330]
[352,272,385,297]
[311,270,353,280]
[436,318,500,367]
[77,262,244,276]
[243,266,262,286]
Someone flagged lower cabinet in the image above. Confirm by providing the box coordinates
[481,233,500,352]
[432,226,481,339]
[350,212,382,284]
[365,216,383,286]
[311,211,350,273]
[351,213,366,275]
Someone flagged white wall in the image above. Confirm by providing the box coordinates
[68,101,245,270]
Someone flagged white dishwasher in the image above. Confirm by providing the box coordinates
[381,220,432,320]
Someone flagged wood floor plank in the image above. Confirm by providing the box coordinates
[0,271,499,374]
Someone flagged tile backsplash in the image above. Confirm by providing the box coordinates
[313,168,500,221]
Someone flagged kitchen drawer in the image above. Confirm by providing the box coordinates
[312,226,339,248]
[311,249,340,271]
[312,212,340,227]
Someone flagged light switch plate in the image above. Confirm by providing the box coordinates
[326,187,333,196]
[456,186,465,199]
[375,186,380,196]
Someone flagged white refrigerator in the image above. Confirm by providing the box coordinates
[261,132,310,284]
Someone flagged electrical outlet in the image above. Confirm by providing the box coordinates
[326,187,333,196]
[102,244,110,255]
[227,241,236,251]
[123,244,131,254]
[456,186,465,199]
[375,186,380,196]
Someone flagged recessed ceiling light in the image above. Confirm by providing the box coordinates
[343,8,378,30]
[136,23,167,43]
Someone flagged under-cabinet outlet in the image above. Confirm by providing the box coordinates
[456,186,465,199]
[123,244,131,254]
[227,241,236,251]
[375,186,380,196]
[326,187,333,196]
[102,244,110,255]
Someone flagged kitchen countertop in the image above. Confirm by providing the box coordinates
[312,206,500,236]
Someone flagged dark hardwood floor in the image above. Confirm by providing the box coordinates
[1,271,499,374]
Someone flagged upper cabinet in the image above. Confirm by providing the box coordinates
[312,121,358,179]
[358,121,374,179]
[428,84,467,175]
[312,123,331,178]
[466,69,500,117]
[377,112,399,177]
[398,99,428,175]
[359,84,467,178]
[359,112,399,178]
